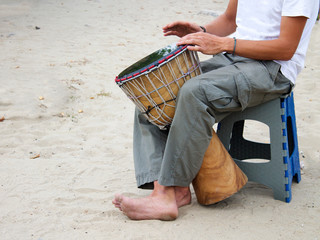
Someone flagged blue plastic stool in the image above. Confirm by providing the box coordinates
[217,93,301,203]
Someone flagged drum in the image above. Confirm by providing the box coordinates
[115,43,202,129]
[192,130,248,205]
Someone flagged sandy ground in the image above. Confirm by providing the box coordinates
[0,0,319,239]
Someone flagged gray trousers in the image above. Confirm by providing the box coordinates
[133,53,293,189]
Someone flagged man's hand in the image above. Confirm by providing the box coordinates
[163,21,203,38]
[177,32,233,55]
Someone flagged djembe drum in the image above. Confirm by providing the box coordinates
[192,130,248,205]
[115,43,201,129]
[115,43,247,205]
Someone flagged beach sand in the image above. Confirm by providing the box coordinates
[0,0,319,239]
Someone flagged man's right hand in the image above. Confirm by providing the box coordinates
[162,21,203,38]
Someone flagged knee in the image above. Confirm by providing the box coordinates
[178,78,201,101]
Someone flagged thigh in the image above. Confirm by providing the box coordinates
[200,53,234,73]
[188,55,291,121]
[232,58,292,108]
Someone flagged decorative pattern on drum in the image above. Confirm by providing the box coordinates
[115,43,202,129]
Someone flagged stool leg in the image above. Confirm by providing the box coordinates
[285,94,301,183]
[281,95,301,203]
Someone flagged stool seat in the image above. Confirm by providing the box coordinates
[217,93,301,203]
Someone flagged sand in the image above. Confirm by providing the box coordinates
[0,0,319,239]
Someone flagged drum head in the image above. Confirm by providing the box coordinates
[117,43,185,80]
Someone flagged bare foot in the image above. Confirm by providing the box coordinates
[112,197,122,211]
[174,186,191,208]
[113,186,178,221]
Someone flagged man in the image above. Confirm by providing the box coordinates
[113,0,319,220]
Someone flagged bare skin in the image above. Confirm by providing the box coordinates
[174,185,192,208]
[112,181,191,220]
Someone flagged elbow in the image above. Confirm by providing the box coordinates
[222,12,237,35]
[278,40,299,60]
[274,38,298,61]
[280,53,294,61]
[278,47,296,61]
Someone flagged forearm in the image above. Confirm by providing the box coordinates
[180,34,298,61]
[225,38,296,61]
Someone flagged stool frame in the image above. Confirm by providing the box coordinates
[217,94,301,203]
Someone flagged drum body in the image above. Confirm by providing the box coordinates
[115,44,202,129]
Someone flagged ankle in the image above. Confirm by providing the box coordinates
[175,186,190,196]
[152,182,176,200]
[174,186,191,208]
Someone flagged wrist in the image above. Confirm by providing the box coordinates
[199,25,206,33]
[225,37,236,54]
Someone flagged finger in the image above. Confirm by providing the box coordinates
[163,31,178,36]
[177,39,191,46]
[164,31,181,37]
[162,25,172,31]
[176,41,185,46]
[164,32,173,37]
[162,21,182,30]
[178,36,201,46]
[187,45,202,52]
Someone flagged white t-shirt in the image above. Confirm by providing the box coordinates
[235,0,319,84]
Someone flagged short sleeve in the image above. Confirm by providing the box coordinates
[282,0,316,18]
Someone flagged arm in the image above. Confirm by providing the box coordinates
[163,0,237,37]
[179,16,307,61]
[203,0,238,37]
[232,16,307,60]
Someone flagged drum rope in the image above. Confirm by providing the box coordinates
[118,50,201,128]
[144,98,177,116]
[125,64,200,99]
